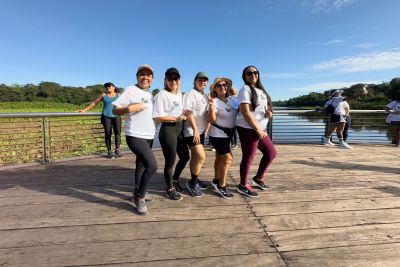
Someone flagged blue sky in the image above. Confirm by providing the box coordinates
[0,0,399,100]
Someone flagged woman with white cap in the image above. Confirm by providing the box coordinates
[112,64,157,215]
[323,87,368,149]
[153,67,187,200]
[181,72,210,197]
[208,77,237,199]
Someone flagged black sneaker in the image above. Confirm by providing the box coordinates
[186,182,203,197]
[237,184,259,198]
[198,179,209,190]
[216,185,233,199]
[211,178,219,192]
[252,177,268,190]
[173,181,184,192]
[107,151,116,158]
[166,188,182,201]
[114,149,123,158]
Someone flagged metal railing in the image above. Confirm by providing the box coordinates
[0,110,394,166]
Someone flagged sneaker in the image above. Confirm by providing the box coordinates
[210,146,216,152]
[393,144,400,148]
[173,181,184,192]
[340,141,353,149]
[323,137,334,146]
[237,184,259,198]
[130,192,154,203]
[186,182,203,197]
[198,179,209,190]
[252,177,268,190]
[107,151,116,158]
[216,185,233,199]
[211,178,219,192]
[166,188,182,201]
[114,149,123,158]
[134,197,148,215]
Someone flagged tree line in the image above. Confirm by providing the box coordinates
[0,78,399,109]
[281,78,400,109]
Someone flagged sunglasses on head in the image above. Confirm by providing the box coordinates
[216,83,227,88]
[246,71,258,76]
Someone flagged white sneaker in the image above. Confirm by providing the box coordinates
[340,141,353,149]
[324,137,334,146]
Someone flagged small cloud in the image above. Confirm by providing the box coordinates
[311,49,400,73]
[308,39,345,46]
[267,72,300,79]
[310,0,359,14]
[292,80,381,92]
[354,43,377,49]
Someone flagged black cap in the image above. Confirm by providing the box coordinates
[165,67,180,78]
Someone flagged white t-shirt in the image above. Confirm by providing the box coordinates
[236,85,269,130]
[325,96,346,116]
[183,89,208,137]
[209,97,238,138]
[112,85,155,139]
[152,90,183,118]
[386,101,400,122]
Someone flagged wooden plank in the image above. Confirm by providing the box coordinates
[0,233,275,266]
[0,202,253,230]
[109,253,286,267]
[282,242,400,267]
[261,208,400,231]
[252,197,400,216]
[270,222,400,251]
[0,217,263,249]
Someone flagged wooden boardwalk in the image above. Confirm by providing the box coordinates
[0,144,400,266]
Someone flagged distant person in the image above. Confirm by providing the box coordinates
[329,100,351,143]
[153,68,187,200]
[323,87,368,149]
[385,97,400,147]
[112,65,157,215]
[181,72,210,197]
[208,77,237,199]
[78,82,122,158]
[228,86,239,149]
[236,66,276,198]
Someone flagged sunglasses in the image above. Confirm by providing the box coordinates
[216,83,227,88]
[246,71,258,76]
[167,77,179,81]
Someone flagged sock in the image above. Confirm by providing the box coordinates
[190,173,199,186]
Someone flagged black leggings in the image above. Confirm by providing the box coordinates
[159,122,187,189]
[172,128,190,182]
[126,136,157,198]
[101,114,121,152]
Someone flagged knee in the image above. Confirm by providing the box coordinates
[197,153,206,163]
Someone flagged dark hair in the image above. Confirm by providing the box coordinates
[241,66,273,112]
[103,82,115,89]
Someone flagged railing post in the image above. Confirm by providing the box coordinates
[47,117,52,163]
[41,117,47,163]
[268,116,273,140]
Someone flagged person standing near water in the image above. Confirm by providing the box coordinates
[236,66,277,198]
[153,67,187,200]
[112,65,157,215]
[79,82,122,158]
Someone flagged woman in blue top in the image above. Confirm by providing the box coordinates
[79,82,122,158]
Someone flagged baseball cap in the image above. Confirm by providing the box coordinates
[165,67,180,78]
[136,64,154,75]
[194,72,208,80]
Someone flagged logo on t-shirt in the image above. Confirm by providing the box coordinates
[141,98,149,103]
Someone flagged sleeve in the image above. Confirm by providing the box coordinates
[152,93,167,118]
[112,88,133,107]
[386,101,395,109]
[183,91,196,111]
[238,85,251,104]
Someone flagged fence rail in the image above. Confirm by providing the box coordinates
[0,110,394,166]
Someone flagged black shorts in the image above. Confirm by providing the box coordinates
[391,121,400,126]
[330,114,345,124]
[209,136,231,155]
[184,132,205,147]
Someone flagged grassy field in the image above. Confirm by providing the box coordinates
[0,102,123,165]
